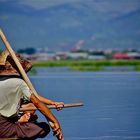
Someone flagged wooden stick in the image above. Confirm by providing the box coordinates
[0,29,39,98]
[20,103,83,111]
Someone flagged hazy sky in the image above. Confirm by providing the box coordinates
[0,0,140,50]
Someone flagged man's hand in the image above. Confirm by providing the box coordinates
[50,122,64,140]
[37,95,64,111]
[53,102,64,111]
[17,112,31,123]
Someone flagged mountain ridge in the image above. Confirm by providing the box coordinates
[0,1,140,50]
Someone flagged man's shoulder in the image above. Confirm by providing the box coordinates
[5,77,24,86]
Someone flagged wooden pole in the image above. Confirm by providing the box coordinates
[20,103,83,111]
[0,29,39,98]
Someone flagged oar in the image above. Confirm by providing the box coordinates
[20,102,83,111]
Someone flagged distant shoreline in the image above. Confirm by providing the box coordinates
[32,59,140,71]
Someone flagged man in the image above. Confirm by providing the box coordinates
[0,50,64,139]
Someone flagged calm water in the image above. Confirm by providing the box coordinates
[30,70,140,140]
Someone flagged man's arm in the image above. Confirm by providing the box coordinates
[30,94,64,140]
[38,95,64,110]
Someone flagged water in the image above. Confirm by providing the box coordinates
[29,70,140,140]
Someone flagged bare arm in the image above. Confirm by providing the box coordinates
[38,95,64,111]
[38,95,54,105]
[30,94,64,140]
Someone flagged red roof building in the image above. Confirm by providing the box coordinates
[113,53,129,59]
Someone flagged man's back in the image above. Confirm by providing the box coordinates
[0,77,31,117]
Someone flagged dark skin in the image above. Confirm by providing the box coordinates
[30,94,64,140]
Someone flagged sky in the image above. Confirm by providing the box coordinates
[0,0,140,51]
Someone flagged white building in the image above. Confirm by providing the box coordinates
[67,52,88,59]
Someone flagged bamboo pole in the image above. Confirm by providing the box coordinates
[0,29,39,98]
[20,103,83,111]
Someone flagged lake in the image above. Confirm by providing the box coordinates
[30,69,140,140]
